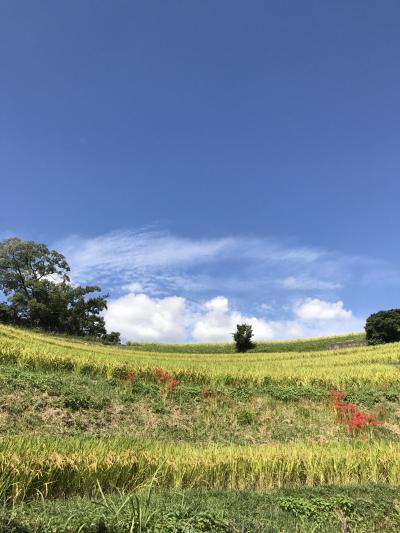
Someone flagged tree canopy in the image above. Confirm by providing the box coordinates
[365,309,400,345]
[233,323,255,352]
[0,238,120,343]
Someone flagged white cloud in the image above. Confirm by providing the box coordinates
[54,228,400,307]
[204,296,230,313]
[191,296,362,342]
[294,298,353,321]
[282,276,342,290]
[105,291,364,343]
[192,296,275,342]
[259,303,273,312]
[58,230,233,282]
[123,282,144,293]
[104,292,187,342]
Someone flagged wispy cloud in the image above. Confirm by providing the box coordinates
[58,230,233,287]
[281,276,342,290]
[57,229,354,296]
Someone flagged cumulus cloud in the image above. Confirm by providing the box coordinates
[294,298,353,321]
[104,291,364,343]
[191,296,362,342]
[191,296,275,342]
[104,292,187,342]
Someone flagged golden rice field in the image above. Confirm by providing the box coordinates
[1,323,400,527]
[1,324,400,387]
[1,437,400,503]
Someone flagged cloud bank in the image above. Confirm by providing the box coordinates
[104,290,363,343]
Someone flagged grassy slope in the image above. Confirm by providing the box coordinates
[0,325,400,531]
[127,332,366,353]
[0,325,396,386]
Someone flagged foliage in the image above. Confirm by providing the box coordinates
[0,237,119,340]
[0,304,12,325]
[236,409,254,425]
[365,309,400,345]
[233,324,254,352]
[0,237,70,292]
[102,331,121,345]
[279,495,354,519]
[2,485,400,532]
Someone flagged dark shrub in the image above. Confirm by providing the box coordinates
[233,323,255,352]
[365,309,400,345]
[0,303,12,324]
[102,331,121,345]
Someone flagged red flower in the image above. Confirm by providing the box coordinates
[331,388,384,432]
[153,367,181,395]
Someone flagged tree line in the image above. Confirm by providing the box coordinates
[0,237,120,344]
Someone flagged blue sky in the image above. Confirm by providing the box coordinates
[1,1,400,341]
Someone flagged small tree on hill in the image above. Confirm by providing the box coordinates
[365,309,400,345]
[233,323,255,352]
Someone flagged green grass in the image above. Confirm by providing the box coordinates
[2,485,400,532]
[127,332,366,353]
[1,362,399,445]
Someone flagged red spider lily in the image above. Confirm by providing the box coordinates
[165,379,181,393]
[153,368,173,383]
[126,370,136,383]
[200,386,223,402]
[331,388,384,431]
[153,367,181,396]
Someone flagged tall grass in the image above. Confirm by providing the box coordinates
[0,325,399,387]
[1,436,400,503]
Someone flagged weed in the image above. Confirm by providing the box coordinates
[236,410,254,426]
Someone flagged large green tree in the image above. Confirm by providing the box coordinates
[0,238,119,342]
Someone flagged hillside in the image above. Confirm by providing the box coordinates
[1,324,400,531]
[127,332,366,353]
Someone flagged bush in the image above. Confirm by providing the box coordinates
[233,324,255,352]
[365,309,400,345]
[102,331,121,345]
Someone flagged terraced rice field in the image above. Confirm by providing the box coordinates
[0,326,398,386]
[1,324,400,531]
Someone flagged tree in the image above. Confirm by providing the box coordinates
[63,285,108,337]
[0,302,12,324]
[0,237,70,296]
[0,237,119,340]
[365,309,400,345]
[233,323,255,352]
[102,331,121,345]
